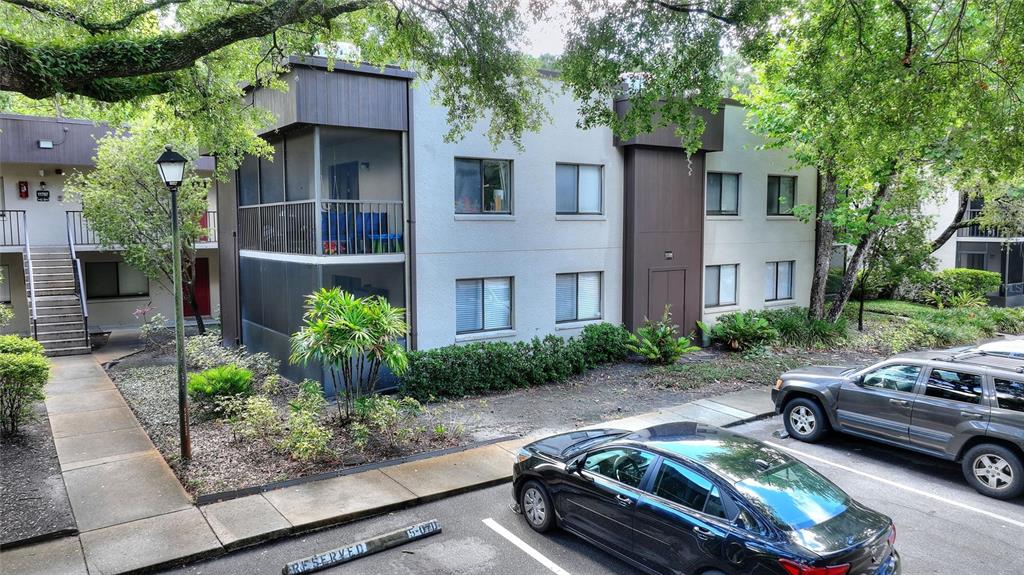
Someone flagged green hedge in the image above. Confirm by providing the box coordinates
[399,323,630,401]
[931,269,1002,299]
[0,350,51,435]
[0,335,45,356]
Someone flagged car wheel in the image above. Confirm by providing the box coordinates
[783,397,829,443]
[520,480,555,533]
[962,444,1024,500]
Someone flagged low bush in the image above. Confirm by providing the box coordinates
[578,323,631,365]
[226,395,283,442]
[947,291,988,309]
[757,307,848,348]
[0,335,45,356]
[281,410,333,461]
[187,364,253,404]
[351,395,423,454]
[707,311,778,351]
[289,379,328,415]
[931,269,1002,299]
[185,333,279,384]
[0,352,51,436]
[140,313,173,350]
[399,322,630,401]
[627,307,699,364]
[863,300,1024,353]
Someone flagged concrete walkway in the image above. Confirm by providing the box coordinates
[0,356,775,575]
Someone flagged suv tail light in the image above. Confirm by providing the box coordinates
[887,524,897,547]
[778,558,850,575]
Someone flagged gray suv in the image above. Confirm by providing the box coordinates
[771,349,1024,500]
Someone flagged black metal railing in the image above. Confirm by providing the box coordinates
[0,210,27,247]
[67,210,218,245]
[238,200,404,256]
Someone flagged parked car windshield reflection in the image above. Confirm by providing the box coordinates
[734,461,849,531]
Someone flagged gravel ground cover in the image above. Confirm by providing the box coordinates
[0,402,77,547]
[108,351,465,496]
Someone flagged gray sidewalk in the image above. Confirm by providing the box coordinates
[0,357,775,575]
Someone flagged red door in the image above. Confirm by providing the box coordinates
[184,258,211,316]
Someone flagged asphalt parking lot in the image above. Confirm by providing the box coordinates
[168,415,1024,575]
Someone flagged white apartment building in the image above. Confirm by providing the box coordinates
[0,114,222,355]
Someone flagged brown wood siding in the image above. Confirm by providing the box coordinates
[622,147,705,335]
[612,101,724,152]
[293,68,408,131]
[250,71,299,133]
[217,170,241,346]
[0,115,112,166]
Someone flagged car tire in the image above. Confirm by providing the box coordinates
[783,397,829,443]
[962,444,1024,500]
[520,480,555,533]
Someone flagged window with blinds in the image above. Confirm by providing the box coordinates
[456,277,513,334]
[706,172,739,216]
[556,164,603,215]
[704,264,738,308]
[765,260,794,301]
[556,272,602,323]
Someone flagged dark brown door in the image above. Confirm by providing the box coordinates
[648,268,686,325]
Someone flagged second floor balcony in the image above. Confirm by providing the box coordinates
[238,199,404,257]
[66,210,219,248]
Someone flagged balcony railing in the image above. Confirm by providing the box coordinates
[0,210,27,247]
[66,210,218,246]
[958,209,1002,238]
[238,200,404,256]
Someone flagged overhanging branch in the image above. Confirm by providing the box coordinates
[3,0,189,34]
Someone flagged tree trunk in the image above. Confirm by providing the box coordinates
[825,178,896,323]
[930,189,973,252]
[808,167,839,320]
[184,280,206,335]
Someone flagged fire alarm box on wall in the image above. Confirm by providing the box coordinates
[18,181,29,199]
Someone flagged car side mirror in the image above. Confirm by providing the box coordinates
[571,457,586,476]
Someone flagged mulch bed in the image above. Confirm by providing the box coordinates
[106,351,466,497]
[0,402,77,547]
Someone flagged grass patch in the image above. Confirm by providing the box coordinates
[857,299,1024,353]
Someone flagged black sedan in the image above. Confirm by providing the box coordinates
[511,422,900,575]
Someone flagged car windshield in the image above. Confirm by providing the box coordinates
[734,461,849,531]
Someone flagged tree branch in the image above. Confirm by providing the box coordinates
[3,0,189,34]
[0,0,378,100]
[647,0,738,25]
[929,189,972,251]
[891,0,914,66]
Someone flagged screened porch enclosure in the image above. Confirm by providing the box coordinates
[237,126,406,256]
[239,256,407,392]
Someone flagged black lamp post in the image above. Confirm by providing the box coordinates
[155,145,192,461]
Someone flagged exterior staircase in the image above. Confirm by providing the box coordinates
[25,246,91,357]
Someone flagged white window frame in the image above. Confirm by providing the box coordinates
[455,276,514,334]
[556,271,603,323]
[704,264,738,308]
[555,163,604,215]
[765,260,795,302]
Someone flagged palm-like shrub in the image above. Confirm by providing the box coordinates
[627,306,699,364]
[186,364,253,404]
[947,291,988,309]
[290,289,408,419]
[708,311,779,351]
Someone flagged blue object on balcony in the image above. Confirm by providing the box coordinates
[321,210,402,254]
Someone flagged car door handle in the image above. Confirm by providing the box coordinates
[960,411,984,419]
[692,526,714,539]
[888,398,910,407]
[614,494,633,507]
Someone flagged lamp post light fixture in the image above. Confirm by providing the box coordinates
[155,145,192,461]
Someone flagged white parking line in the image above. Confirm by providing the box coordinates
[765,441,1024,529]
[482,518,572,575]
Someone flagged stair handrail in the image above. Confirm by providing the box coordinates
[23,217,38,340]
[67,222,90,348]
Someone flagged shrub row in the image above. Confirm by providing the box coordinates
[399,322,630,401]
[0,335,51,436]
[704,308,849,351]
[864,300,1024,353]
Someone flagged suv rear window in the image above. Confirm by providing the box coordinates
[924,369,984,405]
[995,378,1024,413]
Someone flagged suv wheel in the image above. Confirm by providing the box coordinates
[962,444,1024,500]
[783,397,829,443]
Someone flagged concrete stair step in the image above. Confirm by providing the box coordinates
[32,296,82,307]
[36,280,77,288]
[33,288,77,297]
[36,321,86,331]
[40,337,91,349]
[37,330,86,342]
[33,272,75,280]
[37,314,84,322]
[45,346,93,357]
[29,265,74,273]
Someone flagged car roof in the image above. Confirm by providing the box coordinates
[618,422,793,484]
[889,349,1024,378]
